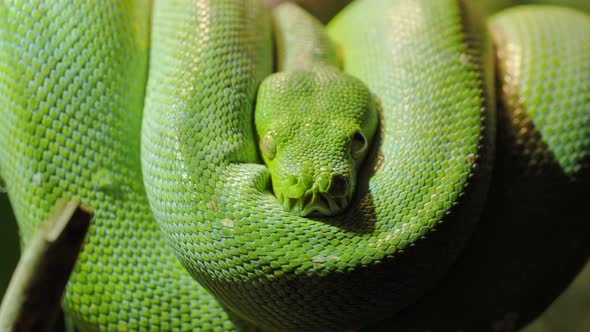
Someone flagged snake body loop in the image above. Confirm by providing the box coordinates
[0,0,588,331]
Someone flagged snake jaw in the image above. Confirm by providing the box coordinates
[303,192,350,217]
[279,192,349,217]
[276,174,352,217]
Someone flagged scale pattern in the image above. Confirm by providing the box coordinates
[142,0,486,329]
[364,7,590,331]
[490,6,590,175]
[0,1,235,331]
[0,0,587,331]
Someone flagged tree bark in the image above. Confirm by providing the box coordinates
[0,200,92,332]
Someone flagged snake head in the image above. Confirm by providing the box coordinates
[255,69,377,217]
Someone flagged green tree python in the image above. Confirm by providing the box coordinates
[0,0,589,331]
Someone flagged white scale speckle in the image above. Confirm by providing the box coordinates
[326,255,340,263]
[207,201,218,210]
[312,255,340,269]
[32,172,43,187]
[222,218,234,228]
[312,256,325,269]
[92,168,115,190]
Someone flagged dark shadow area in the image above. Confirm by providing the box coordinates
[366,59,590,332]
[0,194,19,300]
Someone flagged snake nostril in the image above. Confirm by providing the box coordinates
[287,174,299,186]
[329,175,348,196]
[284,174,314,200]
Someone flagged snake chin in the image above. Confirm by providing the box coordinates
[277,191,350,217]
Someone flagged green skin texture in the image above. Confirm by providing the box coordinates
[256,68,377,216]
[0,1,588,331]
[256,3,378,216]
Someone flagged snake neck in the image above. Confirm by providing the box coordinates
[272,2,342,73]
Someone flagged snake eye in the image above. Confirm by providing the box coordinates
[350,131,367,160]
[260,130,276,160]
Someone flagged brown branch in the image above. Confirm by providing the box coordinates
[0,200,92,332]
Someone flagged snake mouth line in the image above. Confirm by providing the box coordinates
[278,192,349,217]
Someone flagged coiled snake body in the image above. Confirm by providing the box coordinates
[0,0,589,331]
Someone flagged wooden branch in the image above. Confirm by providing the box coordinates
[0,200,92,332]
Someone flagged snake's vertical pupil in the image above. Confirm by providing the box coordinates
[351,131,368,159]
[260,130,276,160]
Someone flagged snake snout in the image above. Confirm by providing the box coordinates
[277,171,351,217]
[327,174,348,197]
